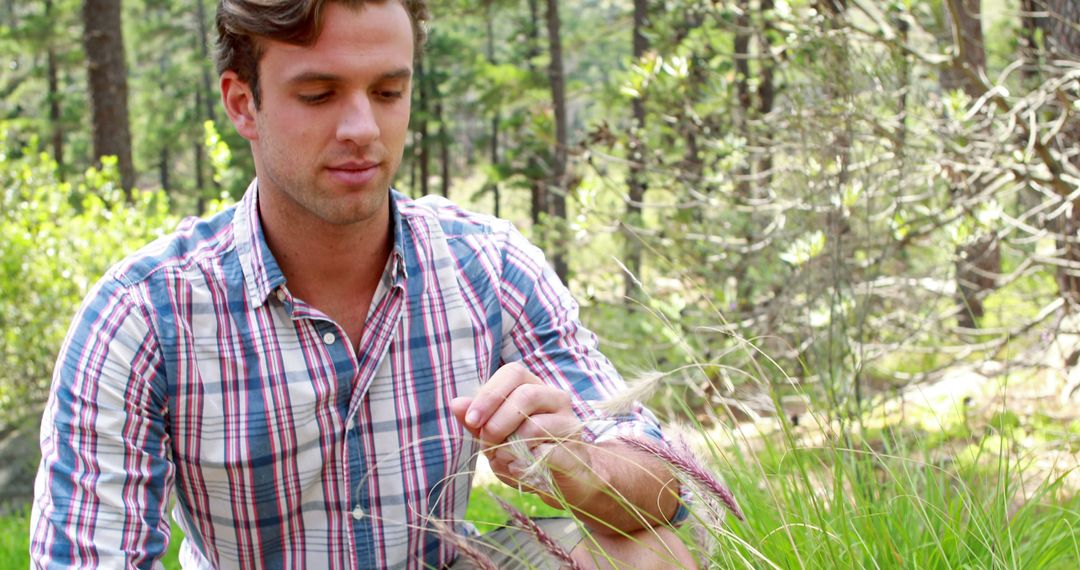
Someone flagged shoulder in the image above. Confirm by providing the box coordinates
[393,192,557,298]
[394,192,532,273]
[393,194,559,298]
[107,206,239,288]
[396,191,516,241]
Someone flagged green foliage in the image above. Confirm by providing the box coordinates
[732,457,1076,568]
[0,129,175,422]
[0,508,30,568]
[464,484,566,533]
[686,413,1080,569]
[203,120,247,200]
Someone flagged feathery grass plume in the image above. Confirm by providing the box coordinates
[505,434,554,493]
[427,518,500,570]
[492,493,586,570]
[594,371,668,416]
[618,435,745,521]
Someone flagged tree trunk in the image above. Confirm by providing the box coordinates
[409,138,418,198]
[485,2,501,215]
[526,0,547,226]
[942,0,998,328]
[1019,0,1041,84]
[1043,0,1080,306]
[437,98,451,198]
[758,0,776,187]
[159,146,170,191]
[193,0,220,202]
[675,8,707,194]
[545,0,569,282]
[194,0,217,124]
[894,12,910,155]
[47,48,63,177]
[45,0,64,179]
[83,0,136,195]
[732,0,774,311]
[817,0,848,15]
[1044,0,1079,57]
[623,0,649,301]
[415,54,430,196]
[942,0,986,95]
[194,138,206,213]
[956,235,1000,329]
[734,0,752,200]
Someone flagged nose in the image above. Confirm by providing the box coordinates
[336,93,380,147]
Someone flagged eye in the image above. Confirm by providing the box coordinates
[298,92,332,104]
[376,90,404,101]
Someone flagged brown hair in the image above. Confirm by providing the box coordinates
[215,0,429,107]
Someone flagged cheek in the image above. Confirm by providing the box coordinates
[266,106,322,140]
[383,107,412,139]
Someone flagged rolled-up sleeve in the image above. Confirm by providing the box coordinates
[30,275,174,568]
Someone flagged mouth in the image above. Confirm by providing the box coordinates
[326,161,381,186]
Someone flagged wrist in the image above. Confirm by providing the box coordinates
[541,440,606,511]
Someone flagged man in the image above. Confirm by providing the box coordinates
[30,1,697,568]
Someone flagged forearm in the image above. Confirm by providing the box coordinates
[551,440,682,535]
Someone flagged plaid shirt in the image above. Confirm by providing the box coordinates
[30,182,670,569]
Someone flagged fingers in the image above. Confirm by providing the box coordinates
[483,412,581,473]
[460,362,535,431]
[510,411,581,447]
[450,362,589,491]
[449,397,476,437]
[478,384,570,446]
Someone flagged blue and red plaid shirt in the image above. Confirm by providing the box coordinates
[30,181,672,569]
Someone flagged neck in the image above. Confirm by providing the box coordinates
[257,190,393,308]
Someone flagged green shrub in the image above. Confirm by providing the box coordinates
[0,131,175,423]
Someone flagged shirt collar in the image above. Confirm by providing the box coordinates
[387,190,409,287]
[234,179,285,307]
[233,179,409,308]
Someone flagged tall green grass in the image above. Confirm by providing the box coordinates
[692,417,1080,569]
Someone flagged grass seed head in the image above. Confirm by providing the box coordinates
[618,435,746,522]
[427,518,500,570]
[493,493,586,570]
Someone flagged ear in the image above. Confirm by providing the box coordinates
[221,71,259,141]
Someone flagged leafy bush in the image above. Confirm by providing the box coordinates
[0,131,175,423]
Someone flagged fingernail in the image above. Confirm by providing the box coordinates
[466,409,480,427]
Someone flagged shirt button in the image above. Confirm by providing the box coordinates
[322,332,336,345]
[275,289,286,302]
[346,418,355,432]
[351,505,364,520]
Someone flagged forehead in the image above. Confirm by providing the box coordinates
[258,2,414,81]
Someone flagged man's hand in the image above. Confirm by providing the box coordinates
[451,362,683,534]
[449,362,605,508]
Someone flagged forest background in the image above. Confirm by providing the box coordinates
[1,0,1079,567]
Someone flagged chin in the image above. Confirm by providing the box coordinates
[316,195,388,226]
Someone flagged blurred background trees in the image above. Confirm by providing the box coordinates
[0,0,1078,425]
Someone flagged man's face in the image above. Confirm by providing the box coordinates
[228,1,414,228]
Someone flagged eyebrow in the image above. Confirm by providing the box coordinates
[286,67,413,85]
